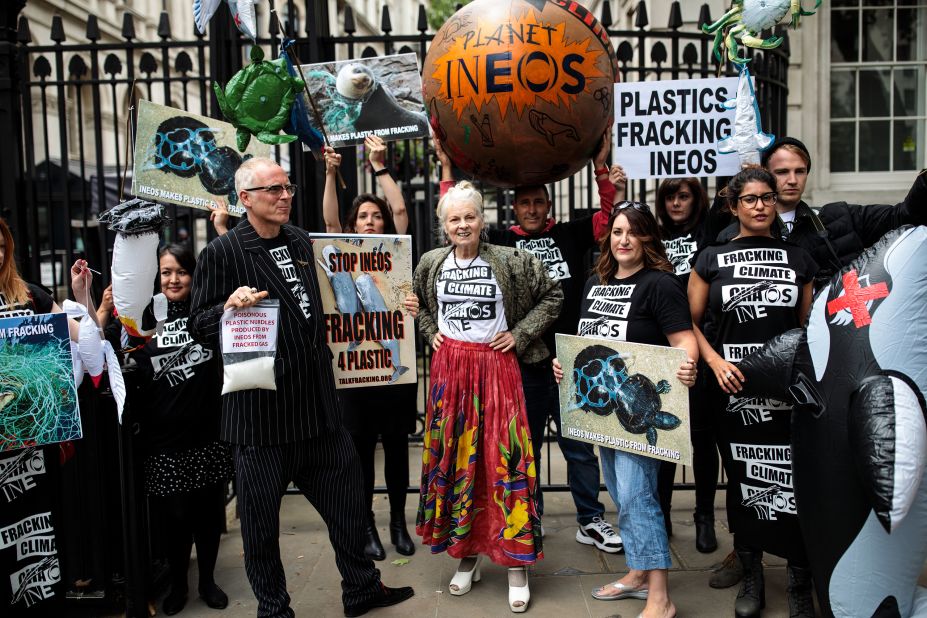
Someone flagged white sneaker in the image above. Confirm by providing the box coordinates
[576,517,623,554]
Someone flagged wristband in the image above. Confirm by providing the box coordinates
[374,167,391,177]
[594,166,609,177]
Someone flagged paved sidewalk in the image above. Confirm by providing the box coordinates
[166,444,926,617]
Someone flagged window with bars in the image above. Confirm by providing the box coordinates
[830,0,926,172]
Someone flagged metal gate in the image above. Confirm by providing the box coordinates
[2,0,789,613]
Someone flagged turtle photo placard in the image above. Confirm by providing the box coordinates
[132,100,270,217]
[309,233,417,389]
[556,334,691,465]
[298,53,430,147]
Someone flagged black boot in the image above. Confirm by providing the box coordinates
[364,513,386,561]
[787,564,815,617]
[694,512,718,553]
[734,550,765,618]
[389,512,415,556]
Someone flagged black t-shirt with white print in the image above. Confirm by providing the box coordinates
[491,218,594,359]
[263,233,312,320]
[577,268,692,346]
[0,283,54,318]
[693,235,817,559]
[128,303,221,452]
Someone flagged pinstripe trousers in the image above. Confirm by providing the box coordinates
[235,427,381,617]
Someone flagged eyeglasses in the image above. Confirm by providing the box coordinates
[244,183,298,196]
[737,192,777,206]
[616,201,651,213]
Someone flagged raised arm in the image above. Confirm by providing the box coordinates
[367,135,408,234]
[591,130,616,241]
[434,136,455,198]
[322,146,343,233]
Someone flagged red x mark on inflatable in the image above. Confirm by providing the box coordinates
[826,269,889,328]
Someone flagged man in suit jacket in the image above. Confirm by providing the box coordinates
[188,158,413,617]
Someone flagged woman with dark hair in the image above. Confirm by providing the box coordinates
[652,177,719,553]
[126,243,232,615]
[688,167,818,618]
[321,137,419,560]
[554,203,697,618]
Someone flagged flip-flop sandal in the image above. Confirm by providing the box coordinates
[591,581,649,600]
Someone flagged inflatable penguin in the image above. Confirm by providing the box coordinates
[737,225,927,617]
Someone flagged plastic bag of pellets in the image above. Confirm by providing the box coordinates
[220,299,280,394]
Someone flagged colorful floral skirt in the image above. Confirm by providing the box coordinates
[416,338,542,566]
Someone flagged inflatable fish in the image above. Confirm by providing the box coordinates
[718,66,775,166]
[193,0,256,40]
[99,199,169,339]
[318,245,363,350]
[355,273,408,383]
[61,300,127,420]
[736,225,927,617]
[62,300,105,387]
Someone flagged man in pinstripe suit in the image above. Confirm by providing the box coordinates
[188,158,413,617]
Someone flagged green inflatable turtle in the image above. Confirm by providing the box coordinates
[213,45,304,151]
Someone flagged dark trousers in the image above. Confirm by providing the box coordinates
[349,429,409,515]
[521,362,606,526]
[155,483,225,593]
[234,428,381,617]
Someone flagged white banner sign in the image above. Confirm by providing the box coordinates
[221,306,279,354]
[613,77,742,179]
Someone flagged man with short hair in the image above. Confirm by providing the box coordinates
[188,158,413,618]
[753,137,925,289]
[436,135,625,555]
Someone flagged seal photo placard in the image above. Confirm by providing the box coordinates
[299,53,429,147]
[556,333,691,465]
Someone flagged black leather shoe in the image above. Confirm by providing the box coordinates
[199,582,229,609]
[389,512,416,556]
[694,512,718,553]
[163,586,188,616]
[364,514,386,561]
[344,584,414,617]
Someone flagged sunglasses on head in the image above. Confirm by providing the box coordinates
[615,201,651,213]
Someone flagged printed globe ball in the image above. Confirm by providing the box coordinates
[423,0,618,188]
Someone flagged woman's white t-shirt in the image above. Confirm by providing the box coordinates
[436,252,508,343]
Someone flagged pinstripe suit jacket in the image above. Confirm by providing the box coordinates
[188,217,340,446]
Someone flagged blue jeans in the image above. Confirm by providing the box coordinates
[520,362,605,526]
[600,447,672,571]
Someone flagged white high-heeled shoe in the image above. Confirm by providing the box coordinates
[449,556,482,596]
[508,566,530,613]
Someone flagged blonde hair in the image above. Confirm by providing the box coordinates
[435,180,485,242]
[0,218,29,307]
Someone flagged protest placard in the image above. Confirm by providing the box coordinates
[613,76,741,179]
[299,53,429,147]
[556,333,691,465]
[0,313,81,453]
[311,234,416,389]
[132,99,270,216]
